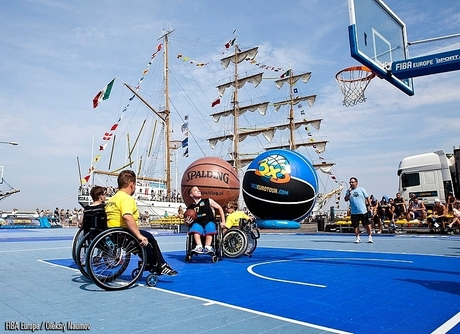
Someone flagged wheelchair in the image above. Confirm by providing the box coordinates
[185,222,223,263]
[74,228,159,290]
[222,218,260,258]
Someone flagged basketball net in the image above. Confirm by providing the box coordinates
[335,66,375,107]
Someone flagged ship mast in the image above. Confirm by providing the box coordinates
[232,42,240,172]
[159,29,174,198]
[288,69,296,150]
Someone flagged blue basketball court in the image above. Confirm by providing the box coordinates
[2,228,460,333]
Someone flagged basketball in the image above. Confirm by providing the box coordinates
[242,149,318,222]
[184,209,197,221]
[181,157,240,207]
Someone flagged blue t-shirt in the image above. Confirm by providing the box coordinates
[347,187,369,214]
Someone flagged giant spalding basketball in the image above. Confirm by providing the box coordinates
[181,157,240,207]
[242,149,318,221]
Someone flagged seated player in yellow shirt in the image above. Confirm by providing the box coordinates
[221,200,253,233]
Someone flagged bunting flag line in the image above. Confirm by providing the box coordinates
[92,78,115,108]
[89,43,162,175]
[176,54,209,67]
[182,115,189,157]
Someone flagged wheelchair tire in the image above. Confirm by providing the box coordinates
[222,229,248,258]
[86,228,146,291]
[71,227,85,264]
[75,232,96,279]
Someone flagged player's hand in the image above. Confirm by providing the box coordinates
[139,236,148,246]
[185,216,194,225]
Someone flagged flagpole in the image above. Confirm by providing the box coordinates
[77,157,83,188]
[90,135,95,186]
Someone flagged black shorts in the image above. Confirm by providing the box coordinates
[350,213,370,228]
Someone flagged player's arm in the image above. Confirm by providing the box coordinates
[209,198,225,225]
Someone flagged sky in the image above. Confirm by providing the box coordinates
[0,0,459,213]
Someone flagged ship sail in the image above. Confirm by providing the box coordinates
[207,37,342,216]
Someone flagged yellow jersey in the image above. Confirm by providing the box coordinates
[105,190,139,228]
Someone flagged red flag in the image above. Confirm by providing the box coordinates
[211,98,221,107]
[110,124,118,131]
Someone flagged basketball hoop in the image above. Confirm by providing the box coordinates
[335,66,375,107]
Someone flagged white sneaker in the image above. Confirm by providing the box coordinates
[355,237,361,244]
[368,237,373,243]
[204,245,214,254]
[192,245,203,254]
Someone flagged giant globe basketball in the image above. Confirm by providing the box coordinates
[242,149,318,221]
[181,157,240,207]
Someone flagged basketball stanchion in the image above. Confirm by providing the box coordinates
[335,66,376,107]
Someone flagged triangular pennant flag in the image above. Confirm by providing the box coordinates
[181,137,189,148]
[110,124,119,131]
[82,175,90,183]
[92,78,115,108]
[93,155,101,163]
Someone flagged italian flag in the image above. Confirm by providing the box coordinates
[92,78,115,108]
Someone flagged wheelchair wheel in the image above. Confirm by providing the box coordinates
[146,274,158,287]
[222,229,248,258]
[75,232,96,279]
[86,228,146,291]
[71,227,85,264]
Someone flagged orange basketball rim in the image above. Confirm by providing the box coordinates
[335,65,376,107]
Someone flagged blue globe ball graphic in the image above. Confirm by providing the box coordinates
[242,149,318,221]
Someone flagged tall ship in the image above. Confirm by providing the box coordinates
[78,30,184,218]
[207,37,343,217]
[78,32,342,219]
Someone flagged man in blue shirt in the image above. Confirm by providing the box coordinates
[344,177,373,243]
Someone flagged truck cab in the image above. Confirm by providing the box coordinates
[397,150,456,207]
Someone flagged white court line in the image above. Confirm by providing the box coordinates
[247,257,413,288]
[0,246,69,253]
[432,311,460,334]
[38,258,79,271]
[151,286,352,334]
